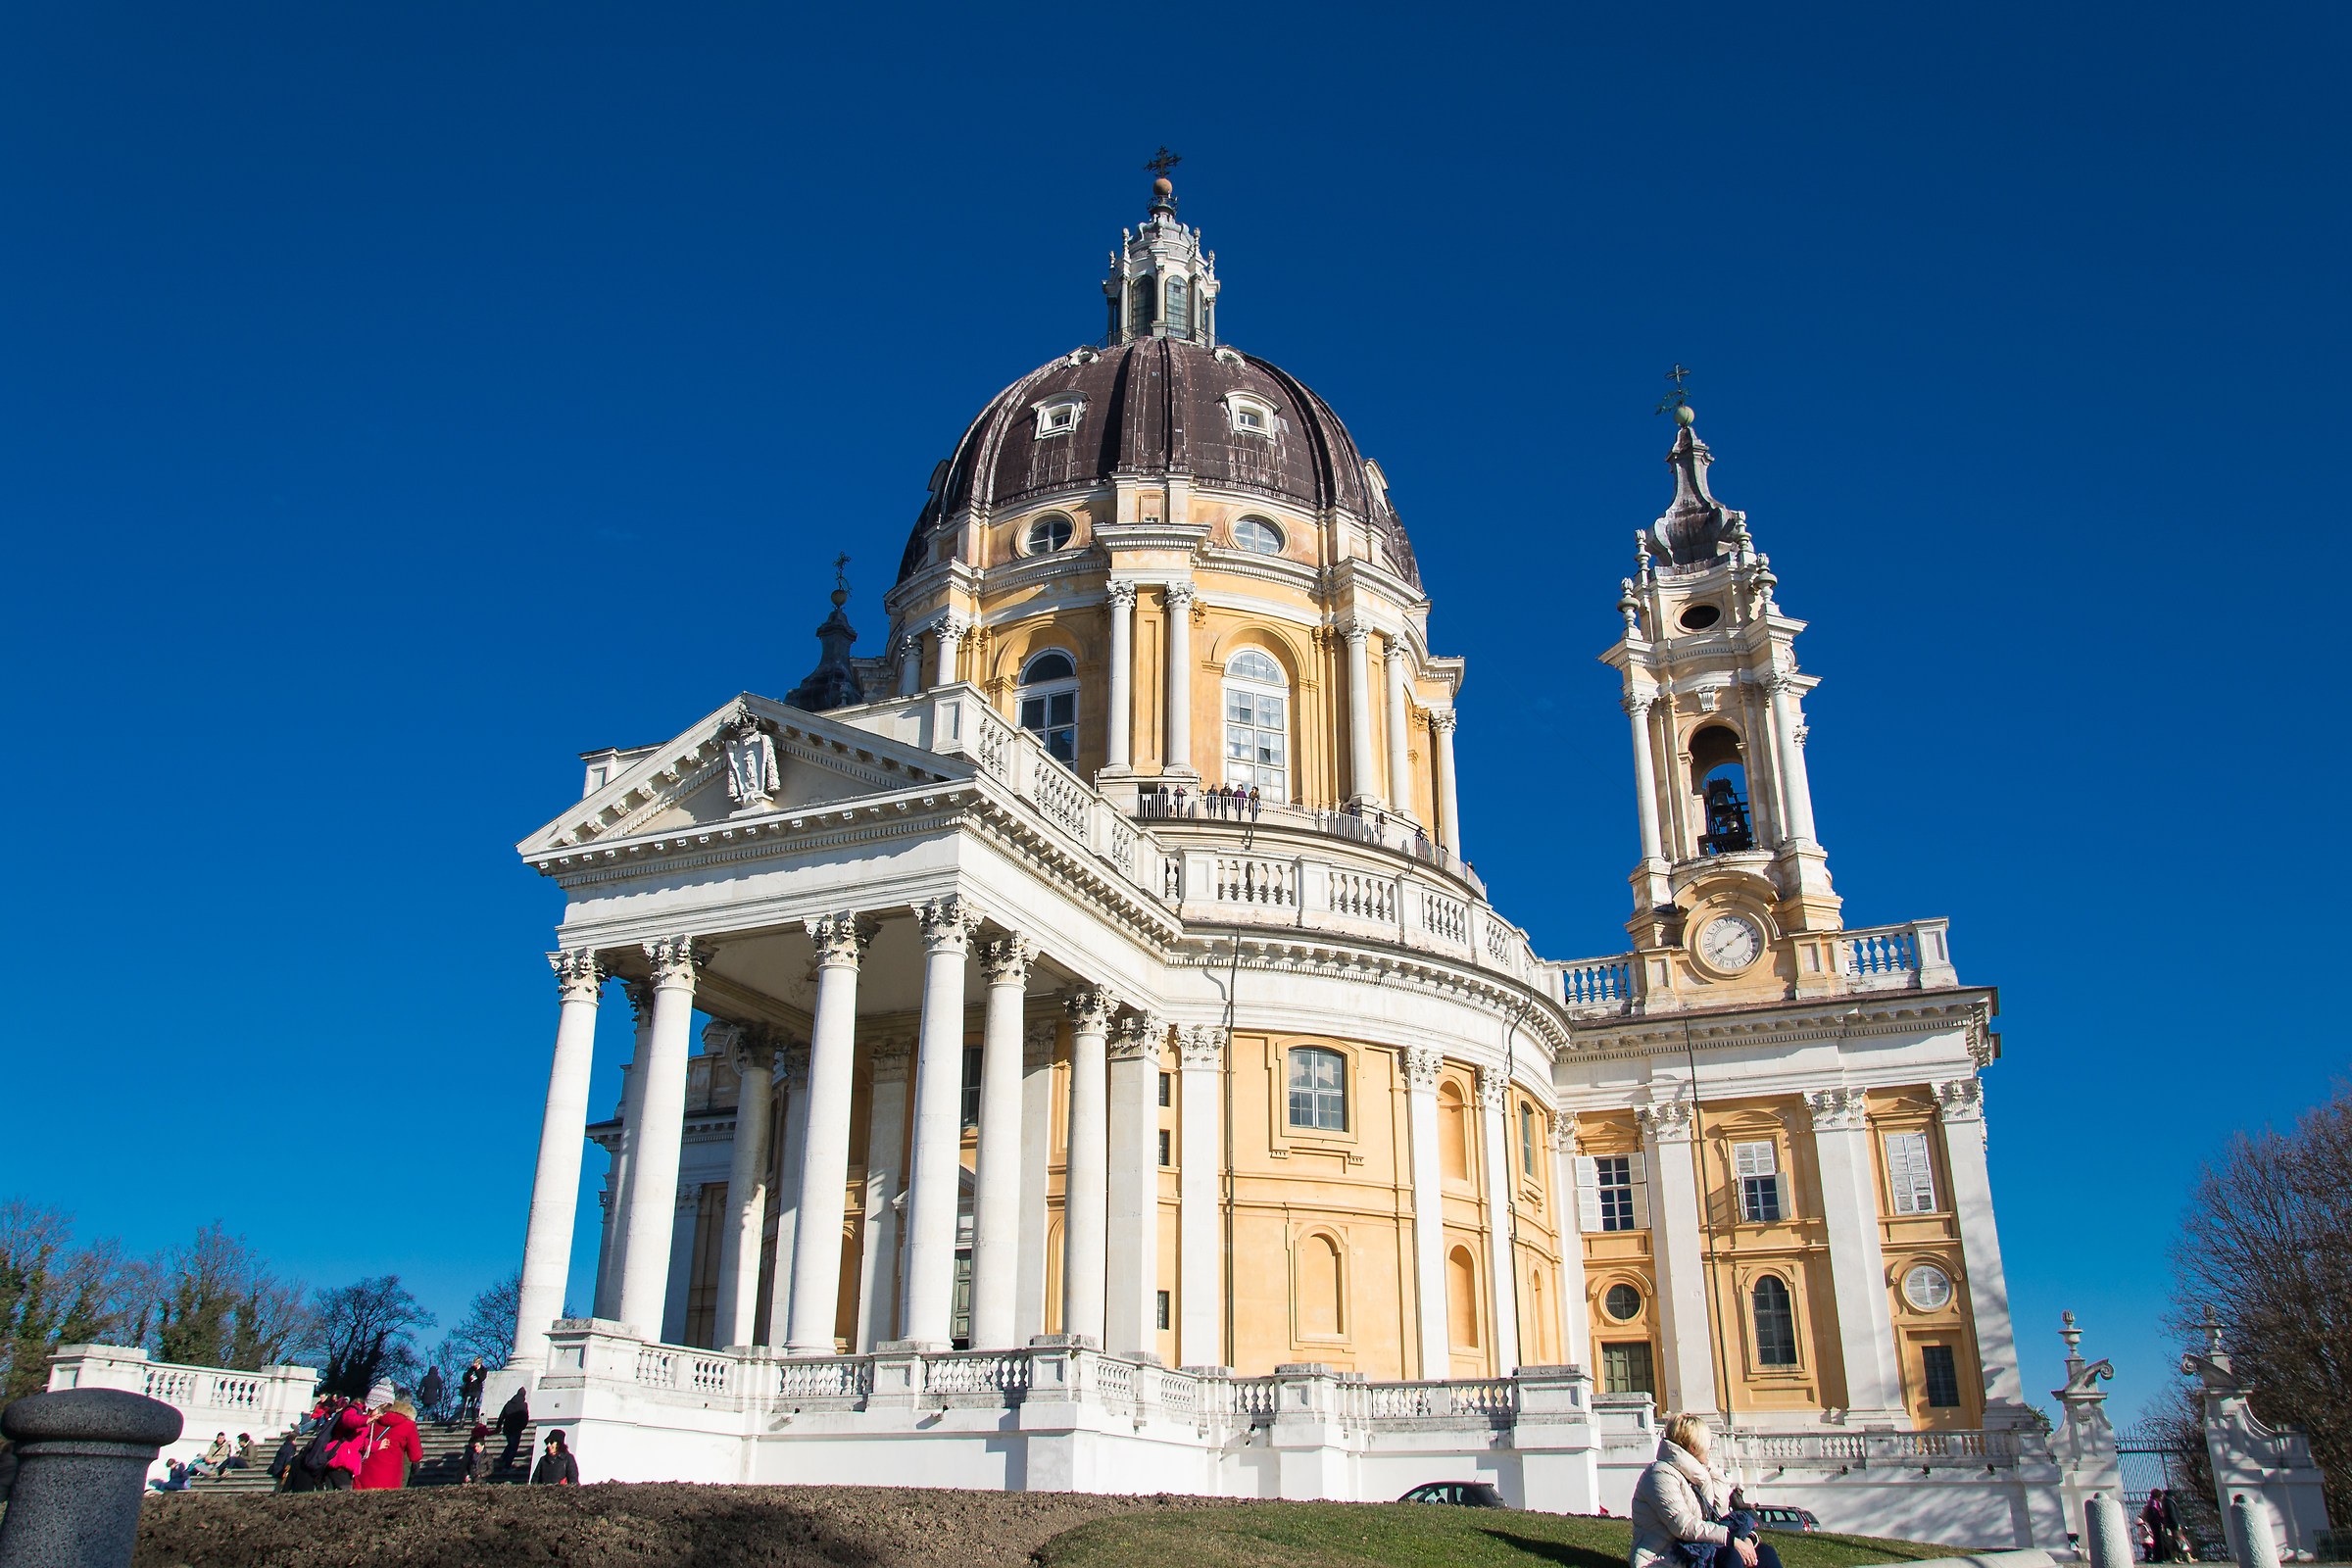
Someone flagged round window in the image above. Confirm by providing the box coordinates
[1678,603,1722,631]
[1233,516,1285,555]
[1025,514,1074,554]
[1603,1284,1642,1322]
[1902,1263,1953,1312]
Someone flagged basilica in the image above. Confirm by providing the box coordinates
[496,177,2049,1534]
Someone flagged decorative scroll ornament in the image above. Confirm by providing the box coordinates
[723,712,782,810]
[1475,1064,1511,1113]
[1105,578,1140,610]
[1547,1112,1580,1155]
[1934,1077,1985,1123]
[979,934,1033,986]
[643,935,709,988]
[1177,1025,1224,1070]
[1108,1012,1164,1061]
[1065,987,1121,1032]
[806,913,876,968]
[1638,1099,1695,1142]
[1399,1046,1443,1092]
[869,1036,914,1085]
[549,948,608,1001]
[917,895,977,954]
[623,978,657,1028]
[1803,1086,1869,1131]
[1023,1018,1060,1070]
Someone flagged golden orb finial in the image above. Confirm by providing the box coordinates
[1152,175,1173,199]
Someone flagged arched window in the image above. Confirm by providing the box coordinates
[1223,647,1290,803]
[1752,1275,1798,1366]
[1129,273,1154,336]
[1025,513,1073,554]
[1017,650,1079,765]
[1232,515,1284,553]
[1165,276,1190,338]
[1690,724,1753,855]
[1297,1232,1343,1339]
[1438,1080,1471,1181]
[1287,1046,1346,1131]
[1446,1246,1482,1350]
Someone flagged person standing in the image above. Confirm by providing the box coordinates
[355,1398,424,1491]
[529,1431,578,1486]
[461,1357,489,1421]
[495,1386,531,1473]
[416,1366,447,1422]
[458,1436,493,1485]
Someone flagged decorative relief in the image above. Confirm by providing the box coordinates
[935,614,972,644]
[1107,1012,1164,1061]
[1475,1064,1510,1113]
[549,948,608,1002]
[869,1037,914,1086]
[916,895,977,954]
[1804,1086,1870,1131]
[1638,1100,1695,1143]
[675,1182,701,1207]
[979,934,1033,987]
[805,913,876,968]
[1966,1001,1997,1068]
[1177,1025,1224,1070]
[1105,578,1139,610]
[1064,987,1121,1033]
[723,711,781,809]
[1934,1077,1985,1123]
[1023,1018,1059,1070]
[1399,1045,1443,1092]
[642,935,710,989]
[1547,1113,1580,1155]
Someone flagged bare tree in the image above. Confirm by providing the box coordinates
[146,1224,311,1371]
[0,1203,131,1405]
[449,1271,520,1369]
[2169,1085,2352,1526]
[308,1275,435,1398]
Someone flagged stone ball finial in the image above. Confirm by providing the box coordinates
[1152,176,1173,198]
[1674,403,1697,427]
[830,588,849,608]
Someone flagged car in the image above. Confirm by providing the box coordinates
[1751,1504,1820,1533]
[1398,1481,1508,1508]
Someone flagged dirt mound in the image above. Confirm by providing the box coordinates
[134,1484,1223,1568]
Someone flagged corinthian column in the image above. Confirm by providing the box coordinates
[855,1037,912,1349]
[786,913,872,1353]
[1431,711,1462,856]
[511,948,606,1367]
[617,936,707,1339]
[712,1027,776,1348]
[904,897,977,1348]
[1386,640,1416,817]
[1105,581,1137,771]
[1766,671,1817,845]
[763,1043,809,1348]
[1625,692,1664,863]
[968,936,1031,1348]
[1345,619,1379,807]
[1061,987,1119,1344]
[1477,1065,1522,1373]
[934,615,969,688]
[1163,585,1196,772]
[594,980,655,1319]
[1401,1047,1448,1378]
[1105,1011,1162,1357]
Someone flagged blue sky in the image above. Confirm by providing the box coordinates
[4,3,2343,1420]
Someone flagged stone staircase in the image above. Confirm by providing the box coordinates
[185,1418,539,1494]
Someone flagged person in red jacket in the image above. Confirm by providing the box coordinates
[353,1398,423,1491]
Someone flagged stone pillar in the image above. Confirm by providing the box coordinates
[1766,672,1817,844]
[1105,1012,1162,1356]
[904,896,977,1348]
[713,1027,776,1348]
[1345,619,1379,807]
[1431,711,1462,857]
[1805,1087,1904,1420]
[1936,1076,2028,1414]
[594,980,656,1319]
[616,935,705,1339]
[1640,1100,1717,1414]
[855,1037,912,1350]
[1625,693,1664,863]
[896,633,922,698]
[1105,580,1136,771]
[968,937,1031,1348]
[1386,640,1416,818]
[1163,585,1195,773]
[1061,987,1119,1344]
[933,614,968,688]
[660,1180,700,1346]
[1477,1065,1522,1374]
[1549,1115,1592,1373]
[1176,1025,1223,1367]
[0,1390,181,1568]
[2084,1494,2132,1568]
[1014,1019,1057,1342]
[786,913,871,1354]
[1401,1047,1449,1378]
[763,1043,809,1348]
[511,949,605,1367]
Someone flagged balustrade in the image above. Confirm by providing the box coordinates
[1214,857,1297,906]
[1327,868,1396,922]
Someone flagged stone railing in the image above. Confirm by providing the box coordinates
[1719,1424,2032,1471]
[1546,917,1960,1018]
[46,1344,318,1464]
[1131,793,1483,893]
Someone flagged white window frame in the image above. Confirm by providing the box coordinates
[1286,1046,1347,1132]
[1750,1274,1799,1367]
[1032,395,1086,439]
[1579,1152,1647,1233]
[1222,392,1279,438]
[1023,512,1075,555]
[1734,1139,1783,1223]
[1222,647,1291,803]
[1885,1130,1938,1214]
[1015,649,1080,766]
[1231,514,1286,555]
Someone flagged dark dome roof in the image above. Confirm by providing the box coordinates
[898,335,1419,589]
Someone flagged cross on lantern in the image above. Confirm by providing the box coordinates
[1145,146,1183,178]
[833,553,852,591]
[1655,363,1693,416]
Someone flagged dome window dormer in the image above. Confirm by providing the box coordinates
[1033,395,1086,440]
[1233,515,1285,556]
[1024,513,1074,555]
[1225,392,1278,438]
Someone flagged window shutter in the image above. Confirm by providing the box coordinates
[1630,1153,1651,1229]
[1575,1155,1602,1233]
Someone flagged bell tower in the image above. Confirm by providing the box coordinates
[1601,401,1841,975]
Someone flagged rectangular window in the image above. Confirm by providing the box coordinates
[1520,1102,1539,1179]
[1595,1154,1636,1232]
[952,1251,973,1348]
[1922,1344,1961,1407]
[1286,1047,1347,1131]
[1157,1128,1171,1166]
[1155,1290,1172,1332]
[1601,1341,1655,1396]
[1158,1071,1172,1106]
[1886,1131,1938,1214]
[1735,1140,1783,1223]
[960,1044,983,1128]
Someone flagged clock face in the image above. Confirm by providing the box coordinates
[1902,1264,1954,1312]
[1698,913,1764,973]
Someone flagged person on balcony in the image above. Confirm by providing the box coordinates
[1629,1413,1780,1568]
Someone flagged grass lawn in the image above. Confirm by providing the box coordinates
[1038,1502,1960,1568]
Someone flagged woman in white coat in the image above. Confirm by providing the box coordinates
[1629,1413,1779,1568]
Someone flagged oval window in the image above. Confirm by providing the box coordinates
[1603,1283,1642,1322]
[1233,516,1285,555]
[1679,603,1722,631]
[1025,514,1074,554]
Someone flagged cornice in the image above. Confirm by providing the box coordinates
[1564,987,1997,1063]
[1166,936,1571,1058]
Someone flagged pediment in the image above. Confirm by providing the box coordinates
[518,693,972,856]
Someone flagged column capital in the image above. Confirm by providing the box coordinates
[1638,1099,1694,1144]
[896,631,923,659]
[1399,1046,1443,1092]
[1428,710,1458,735]
[1162,582,1197,611]
[979,934,1033,986]
[1176,1024,1224,1069]
[777,1042,811,1090]
[702,1019,747,1056]
[935,613,971,643]
[1547,1112,1579,1155]
[1804,1085,1870,1131]
[1385,638,1412,669]
[1341,615,1371,643]
[1475,1063,1511,1113]
[1623,689,1656,717]
[1107,1013,1163,1061]
[548,948,608,1002]
[1065,987,1121,1033]
[870,1036,915,1087]
[916,895,978,955]
[642,935,710,989]
[1933,1076,1985,1124]
[623,977,657,1027]
[1764,669,1799,697]
[806,912,877,968]
[1105,578,1140,610]
[727,1028,778,1080]
[1023,1017,1059,1071]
